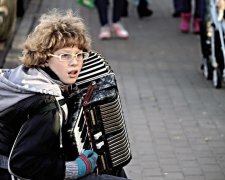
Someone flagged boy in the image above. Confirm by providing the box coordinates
[0,9,128,180]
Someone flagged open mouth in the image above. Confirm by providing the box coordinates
[68,70,78,78]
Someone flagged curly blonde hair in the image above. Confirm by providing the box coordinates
[20,9,91,67]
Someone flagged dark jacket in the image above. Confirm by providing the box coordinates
[0,94,66,179]
[0,65,128,180]
[0,66,81,180]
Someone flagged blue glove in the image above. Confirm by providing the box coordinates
[75,150,98,178]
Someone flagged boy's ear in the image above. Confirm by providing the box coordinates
[40,61,49,68]
[45,61,49,67]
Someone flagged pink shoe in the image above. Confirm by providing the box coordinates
[99,25,111,40]
[111,23,129,39]
[179,13,191,33]
[193,18,200,34]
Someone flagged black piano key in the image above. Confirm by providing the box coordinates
[78,117,84,132]
[83,134,90,149]
[80,124,87,143]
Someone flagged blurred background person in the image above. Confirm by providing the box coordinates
[95,0,129,40]
[122,0,129,17]
[133,0,153,18]
[179,0,204,34]
[199,0,210,71]
[172,0,182,17]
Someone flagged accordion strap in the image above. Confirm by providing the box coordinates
[83,81,96,106]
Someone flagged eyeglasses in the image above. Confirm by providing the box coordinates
[49,52,89,62]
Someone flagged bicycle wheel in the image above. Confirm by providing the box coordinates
[203,58,213,80]
[212,68,222,88]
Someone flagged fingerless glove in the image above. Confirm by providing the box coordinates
[65,150,98,179]
[76,150,98,178]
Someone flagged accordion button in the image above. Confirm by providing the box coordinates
[96,141,104,149]
[94,132,103,140]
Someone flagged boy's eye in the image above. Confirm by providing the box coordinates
[76,53,83,59]
[60,53,71,60]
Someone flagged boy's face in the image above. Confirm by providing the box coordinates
[47,46,87,85]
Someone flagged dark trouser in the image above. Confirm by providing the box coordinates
[181,0,204,18]
[112,168,127,178]
[80,174,129,180]
[95,0,124,26]
[173,0,182,13]
[199,0,210,58]
[0,167,128,180]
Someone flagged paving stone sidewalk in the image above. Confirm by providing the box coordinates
[3,0,225,179]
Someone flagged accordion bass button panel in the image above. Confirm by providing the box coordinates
[74,51,132,174]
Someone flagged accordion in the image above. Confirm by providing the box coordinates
[71,51,132,174]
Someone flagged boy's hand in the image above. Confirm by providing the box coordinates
[75,150,98,178]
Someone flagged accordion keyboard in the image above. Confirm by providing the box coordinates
[74,107,91,153]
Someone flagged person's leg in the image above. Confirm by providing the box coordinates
[181,0,191,13]
[95,0,111,40]
[193,0,203,33]
[199,0,207,21]
[199,0,212,78]
[137,0,153,18]
[200,16,211,60]
[121,0,129,17]
[112,0,124,23]
[194,0,202,18]
[95,0,109,26]
[172,0,182,17]
[111,0,129,39]
[200,10,209,58]
[180,0,192,32]
[112,168,127,178]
